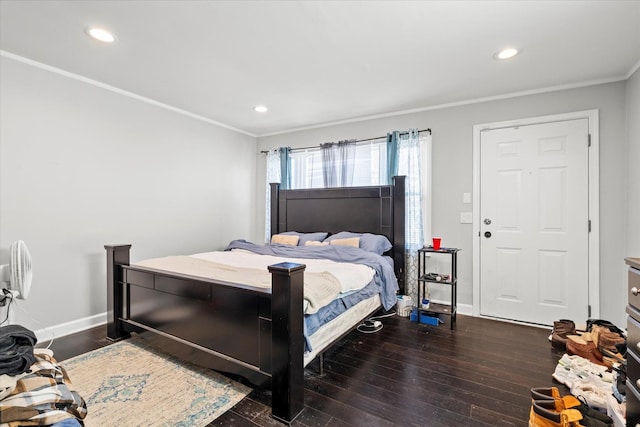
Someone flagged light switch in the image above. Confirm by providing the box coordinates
[460,212,473,224]
[462,192,472,204]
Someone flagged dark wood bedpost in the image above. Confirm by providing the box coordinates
[105,244,132,341]
[268,262,305,424]
[270,182,280,236]
[392,176,406,294]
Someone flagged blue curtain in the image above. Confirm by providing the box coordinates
[386,131,399,185]
[387,129,424,299]
[279,147,291,190]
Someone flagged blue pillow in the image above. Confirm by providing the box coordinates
[360,233,393,255]
[324,231,361,241]
[324,232,393,255]
[282,231,328,246]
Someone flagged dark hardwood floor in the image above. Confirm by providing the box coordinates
[48,314,564,426]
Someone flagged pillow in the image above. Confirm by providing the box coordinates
[325,231,393,255]
[271,234,299,245]
[304,241,329,246]
[359,233,393,255]
[282,231,328,246]
[329,237,360,248]
[323,231,361,242]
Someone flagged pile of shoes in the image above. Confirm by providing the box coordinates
[586,319,626,365]
[552,354,614,411]
[550,319,627,369]
[531,318,628,427]
[530,386,614,426]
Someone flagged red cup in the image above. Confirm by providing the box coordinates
[432,237,441,250]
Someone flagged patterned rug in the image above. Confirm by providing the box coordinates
[60,335,252,427]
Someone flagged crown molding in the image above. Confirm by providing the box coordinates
[0,50,256,137]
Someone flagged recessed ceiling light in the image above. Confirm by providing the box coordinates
[253,105,268,113]
[494,48,519,60]
[86,27,116,43]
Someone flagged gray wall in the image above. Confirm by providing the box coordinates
[0,57,257,335]
[2,52,635,336]
[627,68,640,257]
[257,81,629,327]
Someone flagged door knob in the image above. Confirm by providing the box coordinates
[484,231,492,238]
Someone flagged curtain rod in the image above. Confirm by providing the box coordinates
[260,128,431,154]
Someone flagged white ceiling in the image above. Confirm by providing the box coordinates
[1,1,639,137]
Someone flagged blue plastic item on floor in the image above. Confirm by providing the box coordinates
[410,308,443,325]
[50,419,82,427]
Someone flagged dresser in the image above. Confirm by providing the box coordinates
[625,257,640,426]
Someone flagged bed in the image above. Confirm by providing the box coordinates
[105,176,405,424]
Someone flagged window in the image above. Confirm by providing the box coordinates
[265,133,432,253]
[265,132,431,301]
[288,140,388,189]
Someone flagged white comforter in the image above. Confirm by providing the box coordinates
[133,249,375,314]
[191,249,375,294]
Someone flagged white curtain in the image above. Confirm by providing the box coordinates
[396,130,424,252]
[393,129,426,300]
[320,140,356,187]
[264,149,281,243]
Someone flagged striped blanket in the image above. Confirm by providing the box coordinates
[0,351,87,427]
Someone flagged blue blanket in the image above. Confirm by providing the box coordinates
[225,240,400,351]
[225,240,398,309]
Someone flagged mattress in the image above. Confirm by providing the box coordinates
[133,241,399,354]
[191,248,375,294]
[304,294,381,366]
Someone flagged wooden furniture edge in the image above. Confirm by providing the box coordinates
[105,177,406,424]
[105,244,131,341]
[105,244,305,423]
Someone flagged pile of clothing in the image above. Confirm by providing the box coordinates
[0,325,87,427]
[528,319,626,427]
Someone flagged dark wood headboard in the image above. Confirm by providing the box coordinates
[270,176,406,294]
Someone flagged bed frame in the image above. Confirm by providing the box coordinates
[105,176,405,424]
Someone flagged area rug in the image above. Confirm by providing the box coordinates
[60,335,252,427]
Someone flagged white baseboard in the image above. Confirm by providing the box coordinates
[35,312,107,344]
[456,303,472,316]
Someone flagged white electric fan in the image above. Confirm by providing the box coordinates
[0,240,33,325]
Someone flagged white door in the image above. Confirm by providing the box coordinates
[479,119,590,325]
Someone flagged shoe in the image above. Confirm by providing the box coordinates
[552,361,571,385]
[594,370,614,384]
[566,335,607,367]
[529,400,584,426]
[552,354,608,388]
[532,387,562,400]
[552,319,577,350]
[552,355,585,386]
[598,331,625,358]
[570,380,609,410]
[530,387,613,427]
[589,325,609,348]
[587,319,625,337]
